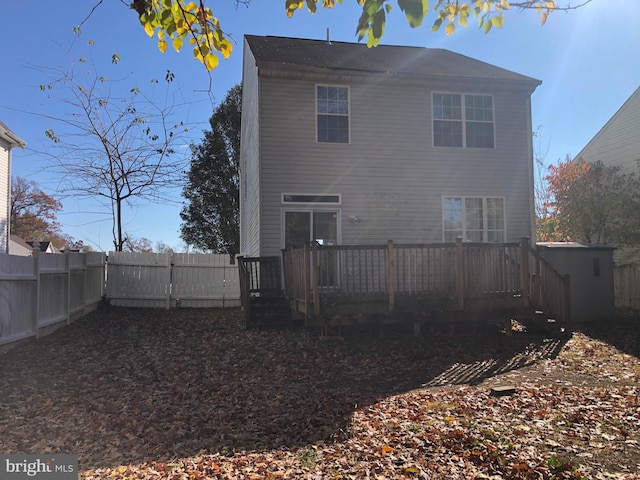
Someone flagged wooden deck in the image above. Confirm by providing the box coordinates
[240,238,571,334]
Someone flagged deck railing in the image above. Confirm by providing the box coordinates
[238,256,282,325]
[527,247,571,328]
[281,237,570,327]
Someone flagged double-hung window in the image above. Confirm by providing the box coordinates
[433,93,494,148]
[317,85,349,143]
[443,197,505,242]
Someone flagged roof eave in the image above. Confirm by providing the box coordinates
[256,61,541,93]
[0,125,25,148]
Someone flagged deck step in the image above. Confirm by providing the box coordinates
[247,295,292,328]
[516,309,565,337]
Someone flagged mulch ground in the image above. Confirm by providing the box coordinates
[0,306,639,479]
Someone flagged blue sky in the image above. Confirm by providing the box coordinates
[0,0,638,252]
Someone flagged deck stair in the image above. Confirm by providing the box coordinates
[238,256,291,328]
[515,308,566,337]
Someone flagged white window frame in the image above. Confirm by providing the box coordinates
[316,84,351,144]
[432,92,495,149]
[282,193,342,205]
[442,196,506,243]
[281,208,342,250]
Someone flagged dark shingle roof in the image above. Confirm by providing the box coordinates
[245,35,540,88]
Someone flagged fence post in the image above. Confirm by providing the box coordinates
[32,248,40,338]
[519,237,530,308]
[312,242,320,318]
[455,237,464,310]
[65,250,71,325]
[82,252,89,315]
[304,244,311,326]
[164,253,172,310]
[387,240,395,313]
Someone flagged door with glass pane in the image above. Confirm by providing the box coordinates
[284,210,339,287]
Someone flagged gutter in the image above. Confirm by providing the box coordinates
[0,125,25,148]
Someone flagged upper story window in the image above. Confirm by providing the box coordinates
[433,93,494,148]
[317,85,349,143]
[443,196,505,242]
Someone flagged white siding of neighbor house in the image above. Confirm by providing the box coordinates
[251,73,535,258]
[0,139,11,254]
[239,40,261,257]
[576,86,640,174]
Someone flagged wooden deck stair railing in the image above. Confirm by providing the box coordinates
[281,238,572,334]
[237,256,289,327]
[526,246,572,333]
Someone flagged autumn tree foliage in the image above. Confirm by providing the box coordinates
[10,177,72,248]
[80,1,592,71]
[122,234,154,253]
[541,157,640,246]
[180,84,240,256]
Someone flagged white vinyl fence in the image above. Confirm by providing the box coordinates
[614,263,640,310]
[0,250,106,348]
[106,252,241,308]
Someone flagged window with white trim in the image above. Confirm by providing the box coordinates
[443,197,505,242]
[317,85,349,143]
[282,193,341,204]
[433,93,494,148]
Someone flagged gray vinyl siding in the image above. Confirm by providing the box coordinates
[256,74,535,257]
[239,40,261,257]
[576,87,640,174]
[0,140,10,253]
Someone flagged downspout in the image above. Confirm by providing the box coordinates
[525,95,536,244]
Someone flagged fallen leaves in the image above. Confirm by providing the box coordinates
[0,307,639,479]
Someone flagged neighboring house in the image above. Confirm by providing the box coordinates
[27,241,61,254]
[239,35,541,258]
[8,234,32,256]
[574,86,640,264]
[0,121,24,254]
[575,86,640,174]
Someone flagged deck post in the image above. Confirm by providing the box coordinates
[519,237,530,308]
[455,237,464,310]
[237,257,250,326]
[304,243,311,326]
[387,240,395,313]
[312,242,320,319]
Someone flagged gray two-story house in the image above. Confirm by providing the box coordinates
[239,35,541,259]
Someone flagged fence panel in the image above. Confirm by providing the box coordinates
[105,252,240,308]
[0,254,36,345]
[85,252,106,306]
[614,263,640,310]
[106,252,170,308]
[0,251,106,349]
[39,253,68,328]
[172,253,240,308]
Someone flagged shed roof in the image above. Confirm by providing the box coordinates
[245,35,541,90]
[537,242,615,251]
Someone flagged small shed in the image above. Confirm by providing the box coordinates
[537,242,615,322]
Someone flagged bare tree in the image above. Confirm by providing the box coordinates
[38,54,190,251]
[532,127,556,241]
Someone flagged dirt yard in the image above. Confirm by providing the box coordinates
[0,306,638,479]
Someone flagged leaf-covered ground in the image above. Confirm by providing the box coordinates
[1,307,639,479]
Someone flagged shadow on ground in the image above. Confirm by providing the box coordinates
[0,306,566,470]
[575,309,640,360]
